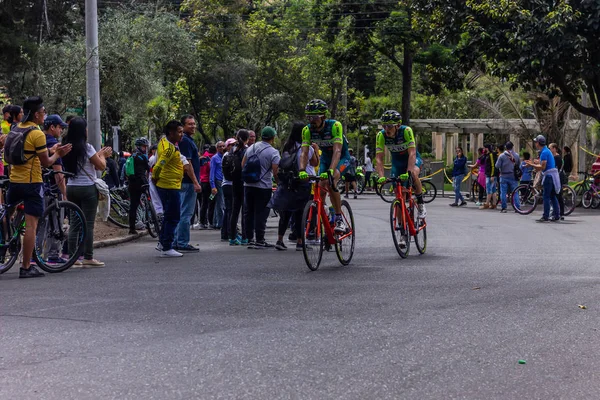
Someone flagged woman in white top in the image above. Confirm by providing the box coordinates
[61,117,112,267]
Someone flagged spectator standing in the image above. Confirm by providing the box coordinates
[450,146,468,207]
[526,135,560,222]
[480,145,497,209]
[6,97,71,278]
[364,152,374,191]
[563,146,573,178]
[147,144,163,216]
[153,120,185,257]
[248,130,256,146]
[118,152,127,186]
[228,130,249,245]
[126,138,150,234]
[62,117,112,267]
[8,105,23,129]
[344,149,358,199]
[220,138,237,241]
[495,141,521,213]
[103,155,120,189]
[242,126,280,249]
[43,115,68,200]
[199,146,216,229]
[210,141,226,229]
[549,143,566,219]
[270,122,318,251]
[468,148,486,206]
[174,115,202,252]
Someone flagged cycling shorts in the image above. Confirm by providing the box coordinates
[390,157,422,178]
[318,156,351,175]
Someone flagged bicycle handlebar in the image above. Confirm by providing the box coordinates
[303,172,337,191]
[43,169,75,179]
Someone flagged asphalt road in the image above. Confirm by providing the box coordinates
[2,195,600,399]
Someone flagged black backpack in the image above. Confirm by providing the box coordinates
[242,145,270,184]
[277,146,299,188]
[506,151,522,180]
[222,148,243,181]
[4,126,37,165]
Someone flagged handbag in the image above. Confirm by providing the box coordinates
[80,161,111,221]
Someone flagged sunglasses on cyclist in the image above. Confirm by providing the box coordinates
[306,115,323,122]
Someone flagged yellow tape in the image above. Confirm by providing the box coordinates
[419,168,444,179]
[443,169,453,184]
[579,146,600,158]
[462,171,472,183]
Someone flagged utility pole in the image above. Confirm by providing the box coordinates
[85,0,101,151]
[579,92,587,173]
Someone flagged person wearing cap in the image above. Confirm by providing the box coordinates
[127,137,151,235]
[242,126,280,249]
[6,97,72,278]
[526,135,560,222]
[210,140,226,232]
[495,141,521,213]
[219,138,238,241]
[43,115,69,200]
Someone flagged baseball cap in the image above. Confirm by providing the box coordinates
[44,114,68,128]
[225,138,237,147]
[261,126,277,139]
[533,135,546,145]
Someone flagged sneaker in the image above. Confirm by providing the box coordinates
[229,239,241,246]
[275,241,287,251]
[417,204,427,219]
[536,217,550,223]
[161,249,183,257]
[47,256,68,265]
[191,223,202,230]
[240,239,249,246]
[500,208,507,213]
[177,244,199,253]
[334,219,347,233]
[247,240,256,249]
[459,201,467,207]
[475,202,482,206]
[82,259,105,267]
[236,234,242,242]
[550,217,560,222]
[254,241,274,249]
[155,242,163,251]
[353,193,357,199]
[449,203,458,207]
[19,265,45,278]
[135,222,145,230]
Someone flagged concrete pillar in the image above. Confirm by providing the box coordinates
[469,133,476,159]
[434,132,444,160]
[477,133,484,151]
[461,134,468,155]
[509,134,520,153]
[446,133,457,166]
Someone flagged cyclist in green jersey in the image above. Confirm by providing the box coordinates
[375,110,427,218]
[299,99,351,233]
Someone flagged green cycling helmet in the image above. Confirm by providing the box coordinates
[305,99,328,115]
[381,110,402,125]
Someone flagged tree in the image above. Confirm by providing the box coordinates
[458,0,600,122]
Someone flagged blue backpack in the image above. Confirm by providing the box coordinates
[242,145,270,183]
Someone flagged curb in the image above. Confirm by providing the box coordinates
[93,231,149,249]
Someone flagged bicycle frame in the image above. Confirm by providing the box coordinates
[306,179,353,245]
[393,180,426,237]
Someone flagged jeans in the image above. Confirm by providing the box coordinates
[157,187,180,251]
[230,182,245,240]
[221,184,233,239]
[128,183,143,231]
[453,174,465,203]
[500,176,519,210]
[244,186,272,242]
[175,183,196,248]
[199,182,214,226]
[67,185,98,260]
[542,176,560,220]
[212,180,224,228]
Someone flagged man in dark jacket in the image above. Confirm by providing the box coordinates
[127,138,150,234]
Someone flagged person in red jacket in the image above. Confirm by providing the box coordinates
[198,145,216,229]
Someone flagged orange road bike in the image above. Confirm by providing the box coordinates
[388,174,427,258]
[301,174,355,271]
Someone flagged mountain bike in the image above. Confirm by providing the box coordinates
[300,173,355,271]
[141,184,161,237]
[107,186,145,229]
[0,178,25,274]
[581,172,600,209]
[387,174,427,258]
[34,170,87,272]
[571,171,591,207]
[511,179,576,215]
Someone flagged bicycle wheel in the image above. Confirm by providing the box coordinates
[390,199,409,258]
[335,200,355,266]
[421,180,437,203]
[337,178,346,194]
[561,185,576,216]
[356,175,366,195]
[108,197,129,228]
[593,193,600,209]
[34,201,86,273]
[301,201,324,271]
[573,183,586,207]
[0,207,23,274]
[143,196,160,238]
[377,181,396,203]
[582,189,593,209]
[412,203,427,254]
[512,184,538,215]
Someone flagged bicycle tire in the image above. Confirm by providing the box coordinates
[377,182,395,203]
[356,175,366,195]
[573,183,586,207]
[512,184,538,215]
[143,196,160,238]
[0,208,23,274]
[561,185,576,216]
[390,199,409,258]
[34,201,86,273]
[335,200,355,266]
[582,189,593,209]
[412,204,427,254]
[301,201,324,271]
[108,197,129,228]
[421,180,437,203]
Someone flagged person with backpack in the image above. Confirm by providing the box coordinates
[126,137,150,234]
[226,130,249,245]
[219,138,238,241]
[269,122,318,251]
[242,126,280,249]
[198,145,216,229]
[495,141,521,213]
[5,97,72,278]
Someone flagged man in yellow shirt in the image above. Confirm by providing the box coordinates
[152,120,185,257]
[6,97,72,278]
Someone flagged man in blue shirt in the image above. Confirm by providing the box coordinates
[210,141,225,229]
[174,115,202,252]
[526,135,560,222]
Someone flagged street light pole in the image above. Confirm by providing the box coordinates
[85,0,101,151]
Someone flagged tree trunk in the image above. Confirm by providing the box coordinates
[401,43,413,125]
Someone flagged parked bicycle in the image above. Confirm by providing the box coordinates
[581,171,600,209]
[511,178,576,216]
